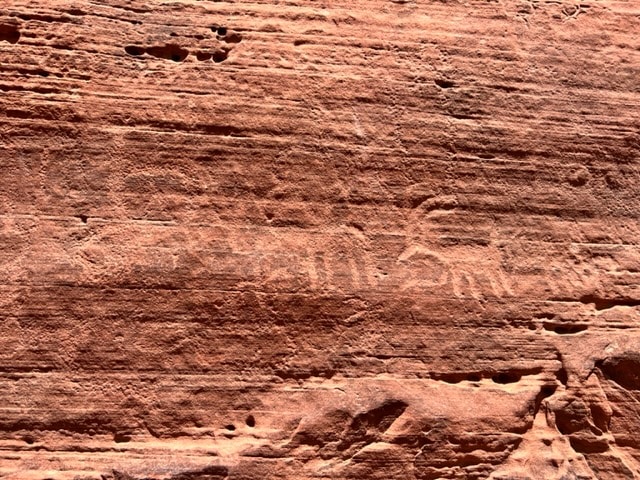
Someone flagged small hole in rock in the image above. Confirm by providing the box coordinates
[36,70,50,77]
[466,373,481,382]
[217,26,227,36]
[590,403,610,432]
[492,372,521,384]
[170,32,177,37]
[78,214,88,224]
[0,24,21,44]
[114,432,131,443]
[434,78,455,89]
[556,367,568,385]
[542,385,557,396]
[147,44,189,62]
[543,322,588,335]
[554,325,588,335]
[125,45,145,56]
[224,424,236,431]
[223,32,243,44]
[196,51,212,61]
[212,50,228,63]
[23,435,35,445]
[246,415,256,427]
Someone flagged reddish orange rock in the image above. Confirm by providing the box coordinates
[1,1,640,479]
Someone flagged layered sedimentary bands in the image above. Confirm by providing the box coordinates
[1,0,639,479]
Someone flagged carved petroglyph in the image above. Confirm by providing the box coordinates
[208,239,519,298]
[395,245,449,291]
[63,225,607,299]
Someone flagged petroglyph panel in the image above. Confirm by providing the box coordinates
[1,1,640,479]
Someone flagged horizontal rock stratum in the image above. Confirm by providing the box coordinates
[1,1,639,479]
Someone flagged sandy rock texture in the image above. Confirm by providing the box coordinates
[1,0,639,479]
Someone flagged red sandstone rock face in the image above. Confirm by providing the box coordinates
[1,1,639,479]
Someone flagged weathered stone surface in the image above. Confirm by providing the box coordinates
[1,0,639,478]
